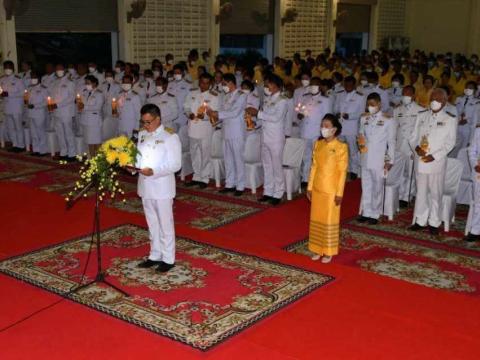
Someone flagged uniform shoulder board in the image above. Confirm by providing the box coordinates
[335,89,345,94]
[137,84,144,88]
[302,93,310,97]
[189,87,198,92]
[96,89,103,93]
[446,111,456,118]
[378,85,385,90]
[41,85,48,89]
[361,112,369,117]
[475,100,480,104]
[382,112,392,118]
[280,94,287,99]
[252,93,259,98]
[419,109,429,113]
[167,93,175,97]
[164,127,175,134]
[356,91,363,96]
[132,90,139,95]
[209,90,218,96]
[185,79,192,84]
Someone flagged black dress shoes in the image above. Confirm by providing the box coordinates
[184,181,198,187]
[399,200,409,208]
[464,233,480,242]
[258,195,272,203]
[428,226,439,236]
[408,223,425,231]
[269,197,281,206]
[219,187,235,194]
[367,218,378,225]
[198,182,208,189]
[137,259,161,268]
[357,216,369,223]
[234,190,244,197]
[156,261,175,273]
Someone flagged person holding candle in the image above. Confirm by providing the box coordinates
[79,75,104,156]
[25,72,49,156]
[101,69,121,140]
[307,114,348,263]
[408,88,457,235]
[147,77,178,132]
[183,73,220,188]
[116,74,142,139]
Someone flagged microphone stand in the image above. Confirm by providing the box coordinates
[66,175,129,297]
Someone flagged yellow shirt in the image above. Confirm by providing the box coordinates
[417,87,433,108]
[449,77,467,101]
[428,66,444,81]
[320,68,334,80]
[379,70,394,88]
[308,138,348,197]
[292,62,301,78]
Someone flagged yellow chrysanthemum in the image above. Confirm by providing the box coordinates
[118,152,130,166]
[106,150,118,164]
[109,136,129,149]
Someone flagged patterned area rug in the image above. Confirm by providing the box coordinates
[286,207,480,295]
[0,224,333,350]
[109,192,263,230]
[0,155,52,180]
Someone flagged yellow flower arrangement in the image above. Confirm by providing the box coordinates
[64,136,139,203]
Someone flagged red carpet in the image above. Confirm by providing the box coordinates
[1,162,480,358]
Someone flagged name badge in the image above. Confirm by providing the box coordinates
[140,135,145,143]
[437,122,445,126]
[377,120,384,126]
[155,140,164,144]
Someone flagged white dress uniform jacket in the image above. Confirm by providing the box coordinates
[388,86,403,107]
[455,94,479,154]
[80,88,104,144]
[117,89,142,138]
[468,128,480,235]
[100,80,122,140]
[147,91,178,131]
[26,84,49,154]
[168,78,191,129]
[0,74,25,148]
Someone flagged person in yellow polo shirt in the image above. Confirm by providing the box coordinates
[416,75,434,108]
[449,65,468,101]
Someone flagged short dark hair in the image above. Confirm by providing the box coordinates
[322,113,342,137]
[403,85,416,94]
[223,73,236,85]
[392,73,404,84]
[141,103,161,118]
[367,71,379,82]
[199,72,212,81]
[266,73,283,88]
[85,75,99,86]
[3,60,14,68]
[122,74,133,83]
[241,79,254,91]
[367,92,381,102]
[344,75,356,84]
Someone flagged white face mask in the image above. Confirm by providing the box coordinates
[122,83,132,91]
[464,88,474,97]
[309,85,320,94]
[430,100,443,111]
[392,81,400,88]
[156,86,165,94]
[153,70,161,78]
[85,84,93,91]
[105,76,114,83]
[321,127,335,138]
[88,67,96,73]
[4,69,13,76]
[167,59,174,65]
[114,67,121,74]
[222,85,230,94]
[360,79,368,86]
[31,78,39,85]
[173,74,182,81]
[368,105,379,114]
[402,96,412,105]
[301,79,310,87]
[241,89,251,95]
[56,70,65,78]
[264,87,272,96]
[68,68,76,75]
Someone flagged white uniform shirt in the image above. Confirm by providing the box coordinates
[147,91,178,130]
[184,88,220,139]
[26,84,48,118]
[388,86,403,107]
[334,90,365,137]
[469,128,480,180]
[394,101,424,156]
[100,80,122,118]
[409,108,457,174]
[455,94,479,130]
[49,75,75,118]
[80,88,104,127]
[218,89,247,140]
[132,81,146,105]
[19,70,31,88]
[136,125,182,200]
[41,73,56,90]
[258,92,288,143]
[168,78,191,127]
[117,90,142,132]
[299,92,333,139]
[0,74,25,114]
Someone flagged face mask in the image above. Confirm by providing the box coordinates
[105,77,114,83]
[122,83,132,91]
[68,68,75,75]
[464,88,474,97]
[31,78,39,85]
[222,85,230,94]
[56,70,65,78]
[114,67,121,74]
[392,81,400,88]
[430,100,442,111]
[368,105,379,114]
[167,59,174,65]
[174,74,182,81]
[156,86,165,94]
[402,96,412,105]
[168,77,173,82]
[264,87,272,96]
[301,79,310,87]
[153,70,161,78]
[86,84,93,91]
[88,67,96,73]
[4,69,13,76]
[321,127,335,138]
[309,85,320,94]
[360,79,368,86]
[241,89,251,95]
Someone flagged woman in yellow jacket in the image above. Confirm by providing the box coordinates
[307,114,349,263]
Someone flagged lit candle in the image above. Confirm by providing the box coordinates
[47,96,54,112]
[23,89,29,105]
[111,97,118,115]
[76,93,83,111]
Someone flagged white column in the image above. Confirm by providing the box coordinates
[0,5,18,68]
[273,0,285,58]
[209,0,220,57]
[117,0,134,62]
[328,0,339,52]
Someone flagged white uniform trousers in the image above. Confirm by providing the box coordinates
[301,138,315,182]
[223,137,246,190]
[190,136,212,184]
[360,168,385,219]
[73,114,83,137]
[451,124,471,158]
[54,115,76,157]
[413,171,444,227]
[142,198,175,264]
[341,135,360,174]
[0,118,8,146]
[262,140,285,199]
[102,115,118,140]
[399,156,416,202]
[29,115,48,154]
[470,178,480,235]
[6,113,25,148]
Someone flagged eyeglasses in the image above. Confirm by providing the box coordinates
[141,118,159,126]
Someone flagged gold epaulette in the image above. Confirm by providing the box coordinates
[164,127,175,134]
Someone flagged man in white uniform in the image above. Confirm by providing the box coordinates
[0,60,25,152]
[49,63,76,161]
[335,76,365,178]
[409,88,457,235]
[168,64,191,131]
[465,127,480,242]
[41,63,56,90]
[116,75,142,138]
[184,73,219,188]
[358,92,396,224]
[100,69,121,140]
[147,77,178,131]
[25,72,49,156]
[136,104,182,273]
[388,74,404,109]
[252,74,287,205]
[394,85,424,206]
[208,73,247,195]
[453,81,479,157]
